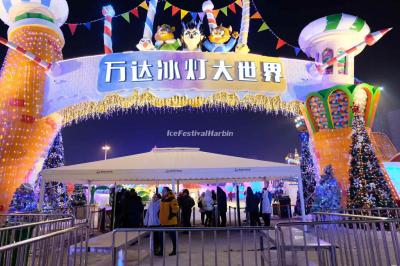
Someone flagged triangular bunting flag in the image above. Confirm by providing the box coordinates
[221,7,228,16]
[258,22,269,32]
[198,12,205,21]
[172,6,180,16]
[251,12,262,19]
[235,0,242,8]
[212,9,219,18]
[164,1,171,10]
[276,38,286,49]
[181,9,188,20]
[190,12,197,20]
[84,22,91,30]
[68,24,77,35]
[139,1,148,10]
[131,7,139,18]
[228,3,236,14]
[122,12,130,23]
[294,47,301,56]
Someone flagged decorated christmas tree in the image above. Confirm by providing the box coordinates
[295,132,317,215]
[347,107,397,208]
[8,183,37,213]
[70,184,87,207]
[272,181,285,200]
[35,132,69,212]
[312,165,341,212]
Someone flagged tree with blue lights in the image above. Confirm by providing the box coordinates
[312,165,341,212]
[35,132,69,212]
[8,183,37,213]
[295,132,317,215]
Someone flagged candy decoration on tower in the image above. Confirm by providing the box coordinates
[312,165,341,212]
[347,106,397,208]
[0,0,67,211]
[102,5,115,54]
[137,0,158,51]
[35,132,69,212]
[8,183,37,213]
[235,0,250,53]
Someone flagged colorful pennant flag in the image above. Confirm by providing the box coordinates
[198,12,205,21]
[190,12,198,20]
[84,22,91,30]
[212,9,219,19]
[68,24,78,35]
[131,7,139,18]
[228,3,236,14]
[251,12,262,19]
[164,1,171,10]
[181,9,189,20]
[122,12,130,23]
[172,6,180,16]
[294,47,301,56]
[221,7,228,16]
[276,38,286,49]
[235,0,242,8]
[139,1,148,10]
[258,22,269,32]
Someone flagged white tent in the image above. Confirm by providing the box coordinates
[41,147,300,184]
[40,147,305,220]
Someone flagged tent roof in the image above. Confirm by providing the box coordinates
[41,147,300,184]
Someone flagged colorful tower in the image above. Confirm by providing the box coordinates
[0,0,68,211]
[299,14,398,203]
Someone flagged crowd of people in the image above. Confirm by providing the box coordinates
[112,186,273,256]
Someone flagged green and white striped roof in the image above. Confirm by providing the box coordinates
[299,13,370,55]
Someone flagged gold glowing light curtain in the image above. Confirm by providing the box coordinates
[59,92,302,125]
[0,26,63,211]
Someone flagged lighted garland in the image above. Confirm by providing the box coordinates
[59,91,302,125]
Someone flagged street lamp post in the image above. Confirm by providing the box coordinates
[102,145,110,160]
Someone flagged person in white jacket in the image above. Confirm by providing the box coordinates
[202,190,214,226]
[260,188,273,226]
[144,193,162,255]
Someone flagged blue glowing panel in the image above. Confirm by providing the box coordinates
[384,162,400,196]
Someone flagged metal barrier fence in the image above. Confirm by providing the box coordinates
[275,219,400,266]
[324,207,400,219]
[0,217,75,249]
[109,218,400,266]
[0,223,88,266]
[313,212,390,222]
[111,226,274,266]
[0,213,73,227]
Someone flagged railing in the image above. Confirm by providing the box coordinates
[0,224,89,266]
[109,217,400,266]
[313,212,389,222]
[0,217,75,249]
[0,213,73,226]
[275,219,400,266]
[322,207,400,219]
[111,226,274,266]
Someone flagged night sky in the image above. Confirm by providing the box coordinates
[0,0,399,165]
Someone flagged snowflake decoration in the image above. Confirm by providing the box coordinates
[353,178,361,188]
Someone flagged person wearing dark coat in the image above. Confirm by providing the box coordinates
[122,189,144,228]
[245,187,261,226]
[178,189,195,227]
[216,187,227,227]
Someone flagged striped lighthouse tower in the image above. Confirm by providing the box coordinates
[0,0,68,211]
[102,5,115,54]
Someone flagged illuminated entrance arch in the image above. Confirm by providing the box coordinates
[0,0,398,211]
